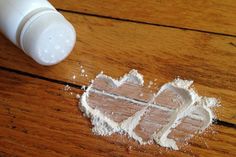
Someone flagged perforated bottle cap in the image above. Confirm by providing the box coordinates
[20,10,76,66]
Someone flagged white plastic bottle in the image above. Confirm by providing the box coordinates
[0,0,76,66]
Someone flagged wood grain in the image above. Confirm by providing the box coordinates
[49,0,236,36]
[0,11,235,123]
[0,70,235,157]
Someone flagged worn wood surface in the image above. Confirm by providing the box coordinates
[0,70,236,157]
[49,0,236,36]
[0,1,236,156]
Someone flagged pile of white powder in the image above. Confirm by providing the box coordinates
[78,69,218,150]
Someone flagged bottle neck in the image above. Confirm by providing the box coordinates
[16,8,55,47]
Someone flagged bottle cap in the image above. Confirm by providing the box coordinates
[20,10,76,66]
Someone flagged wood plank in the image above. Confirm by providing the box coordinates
[0,11,235,124]
[0,70,236,157]
[49,0,236,36]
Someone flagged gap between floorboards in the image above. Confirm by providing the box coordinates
[57,8,236,38]
[0,66,235,129]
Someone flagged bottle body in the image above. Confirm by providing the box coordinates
[0,0,55,45]
[0,0,76,65]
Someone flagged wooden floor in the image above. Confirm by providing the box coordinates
[0,1,235,156]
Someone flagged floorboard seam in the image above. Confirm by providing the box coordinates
[0,66,235,129]
[57,8,236,38]
[0,66,82,89]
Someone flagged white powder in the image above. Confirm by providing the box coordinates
[79,70,218,150]
[63,85,71,91]
[81,85,86,90]
[147,81,154,88]
[79,65,87,77]
[76,94,81,99]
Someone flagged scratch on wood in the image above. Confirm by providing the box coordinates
[229,42,236,47]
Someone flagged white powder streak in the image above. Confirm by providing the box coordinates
[80,70,218,150]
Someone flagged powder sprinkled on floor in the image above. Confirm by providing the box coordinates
[78,70,219,150]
